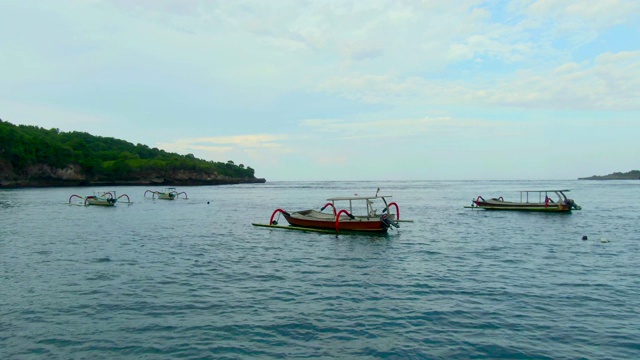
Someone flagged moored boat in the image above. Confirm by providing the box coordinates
[255,189,409,233]
[69,191,132,206]
[467,189,581,212]
[144,187,188,200]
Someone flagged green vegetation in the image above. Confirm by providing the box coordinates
[579,170,640,180]
[0,119,258,183]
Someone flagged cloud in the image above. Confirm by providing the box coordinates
[469,50,640,110]
[7,0,636,114]
[526,0,640,28]
[513,0,640,49]
[157,134,292,158]
[317,48,640,111]
[299,115,527,141]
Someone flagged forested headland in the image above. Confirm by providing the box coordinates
[578,170,640,180]
[0,119,265,187]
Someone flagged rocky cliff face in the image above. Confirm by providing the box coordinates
[0,163,265,187]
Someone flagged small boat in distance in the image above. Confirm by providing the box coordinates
[467,189,581,212]
[69,191,132,206]
[144,187,188,200]
[254,189,410,234]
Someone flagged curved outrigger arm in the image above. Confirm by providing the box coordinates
[335,209,355,232]
[117,194,132,203]
[68,194,83,204]
[381,201,401,229]
[320,202,337,216]
[382,201,400,221]
[381,201,413,222]
[269,208,290,225]
[144,190,157,198]
[175,191,188,199]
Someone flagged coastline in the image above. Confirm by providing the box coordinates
[578,170,640,180]
[0,177,266,188]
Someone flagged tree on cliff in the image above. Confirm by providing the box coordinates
[0,119,259,184]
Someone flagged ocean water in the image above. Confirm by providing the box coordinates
[1,180,639,359]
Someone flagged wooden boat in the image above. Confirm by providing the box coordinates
[257,189,407,233]
[467,189,581,212]
[144,187,188,200]
[69,191,131,206]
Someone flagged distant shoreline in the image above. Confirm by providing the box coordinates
[578,170,640,180]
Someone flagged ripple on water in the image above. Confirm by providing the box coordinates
[1,181,640,359]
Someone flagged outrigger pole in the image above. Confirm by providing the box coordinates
[251,223,347,234]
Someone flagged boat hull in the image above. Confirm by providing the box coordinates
[473,200,572,212]
[283,210,390,233]
[86,198,116,206]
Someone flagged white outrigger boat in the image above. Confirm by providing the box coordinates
[254,189,412,234]
[467,189,581,212]
[69,191,132,206]
[144,187,188,200]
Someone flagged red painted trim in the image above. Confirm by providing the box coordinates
[387,202,400,220]
[320,202,337,216]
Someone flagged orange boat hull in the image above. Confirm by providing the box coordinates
[283,212,389,233]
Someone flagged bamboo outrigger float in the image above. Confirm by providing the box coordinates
[144,187,188,200]
[253,189,412,234]
[466,189,581,212]
[68,191,132,206]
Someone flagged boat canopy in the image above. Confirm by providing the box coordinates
[518,190,569,203]
[519,189,570,193]
[326,195,391,201]
[325,195,392,217]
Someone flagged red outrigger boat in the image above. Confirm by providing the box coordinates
[467,189,581,212]
[255,190,406,234]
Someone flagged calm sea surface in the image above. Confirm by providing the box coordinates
[1,180,639,359]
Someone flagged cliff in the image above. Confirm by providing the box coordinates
[0,162,265,188]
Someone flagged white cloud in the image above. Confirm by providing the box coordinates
[156,134,293,165]
[299,115,531,142]
[316,48,640,111]
[519,0,640,47]
[471,50,640,110]
[1,0,639,180]
[526,0,639,27]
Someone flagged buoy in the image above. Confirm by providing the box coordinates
[582,235,588,241]
[600,238,609,243]
[207,201,210,204]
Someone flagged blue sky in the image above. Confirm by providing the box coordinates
[1,0,638,181]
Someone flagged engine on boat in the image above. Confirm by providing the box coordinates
[565,199,581,210]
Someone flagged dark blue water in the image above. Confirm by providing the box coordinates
[1,180,639,359]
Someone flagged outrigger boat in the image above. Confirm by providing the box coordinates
[254,189,410,234]
[144,187,188,200]
[69,191,132,207]
[466,189,581,212]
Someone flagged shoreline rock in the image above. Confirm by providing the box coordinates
[1,163,266,188]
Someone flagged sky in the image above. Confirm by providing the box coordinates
[1,0,639,181]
